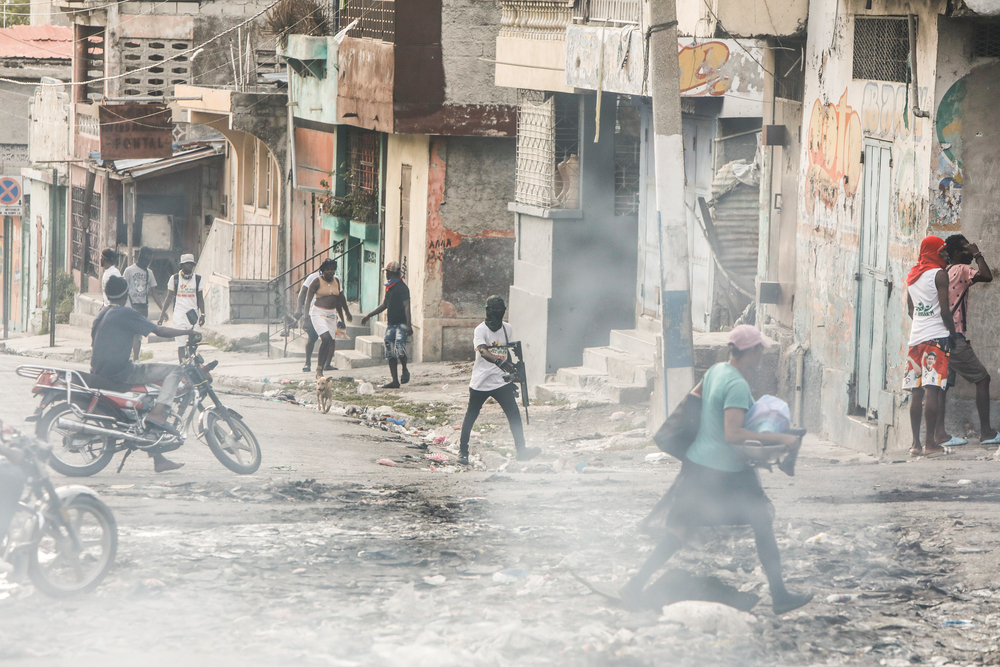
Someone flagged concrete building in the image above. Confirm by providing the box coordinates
[792,1,1000,455]
[278,0,518,366]
[493,0,805,420]
[57,0,281,325]
[0,25,71,334]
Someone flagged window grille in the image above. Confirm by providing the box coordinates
[973,21,1000,59]
[341,0,395,43]
[614,98,640,217]
[120,38,192,97]
[70,186,100,277]
[515,91,580,208]
[852,17,910,83]
[345,127,379,223]
[81,28,105,103]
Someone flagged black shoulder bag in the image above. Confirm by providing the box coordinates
[653,391,703,461]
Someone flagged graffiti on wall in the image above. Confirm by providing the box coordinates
[860,82,925,142]
[677,42,732,97]
[858,82,926,237]
[931,78,965,231]
[806,91,862,213]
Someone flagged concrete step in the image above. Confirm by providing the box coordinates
[333,349,385,369]
[74,293,104,318]
[69,311,95,331]
[554,366,651,404]
[354,334,413,359]
[608,329,656,360]
[581,346,654,386]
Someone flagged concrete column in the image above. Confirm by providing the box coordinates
[649,0,694,420]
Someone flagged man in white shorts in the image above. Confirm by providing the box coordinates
[158,253,205,363]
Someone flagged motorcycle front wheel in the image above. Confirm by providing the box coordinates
[37,403,117,477]
[204,411,262,474]
[29,494,118,597]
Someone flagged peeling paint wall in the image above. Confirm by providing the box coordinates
[795,0,943,455]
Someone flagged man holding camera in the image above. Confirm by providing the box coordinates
[458,295,541,466]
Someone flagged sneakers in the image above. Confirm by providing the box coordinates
[457,454,469,466]
[516,446,542,462]
[302,364,311,373]
[772,591,813,615]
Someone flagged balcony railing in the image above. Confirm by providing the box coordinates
[500,0,575,40]
[578,0,640,24]
[341,0,395,43]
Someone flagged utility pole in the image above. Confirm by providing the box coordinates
[649,0,694,423]
[49,169,58,347]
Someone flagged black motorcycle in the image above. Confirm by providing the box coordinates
[1,423,117,596]
[17,334,262,477]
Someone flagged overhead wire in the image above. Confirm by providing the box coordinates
[0,0,283,86]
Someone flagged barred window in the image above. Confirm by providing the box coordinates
[852,17,910,83]
[515,91,580,209]
[614,97,640,217]
[973,21,1000,59]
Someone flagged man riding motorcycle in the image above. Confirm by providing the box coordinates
[92,275,197,473]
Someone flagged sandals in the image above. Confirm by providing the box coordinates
[940,436,968,447]
[981,433,1000,446]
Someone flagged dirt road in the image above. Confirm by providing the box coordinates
[2,354,1000,667]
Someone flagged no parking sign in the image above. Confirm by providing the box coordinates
[0,176,22,216]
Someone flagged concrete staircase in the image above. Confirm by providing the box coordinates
[267,320,368,358]
[334,321,411,369]
[536,327,657,405]
[69,293,104,331]
[534,325,775,406]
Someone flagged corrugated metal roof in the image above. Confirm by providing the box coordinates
[707,160,760,278]
[0,24,72,60]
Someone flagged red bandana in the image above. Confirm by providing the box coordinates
[906,236,946,286]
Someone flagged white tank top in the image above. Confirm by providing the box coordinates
[908,269,950,346]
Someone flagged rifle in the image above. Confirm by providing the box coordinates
[503,340,530,424]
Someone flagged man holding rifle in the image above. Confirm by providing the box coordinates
[458,295,541,466]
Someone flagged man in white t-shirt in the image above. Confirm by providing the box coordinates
[457,295,541,466]
[158,253,205,363]
[100,248,121,307]
[123,246,164,361]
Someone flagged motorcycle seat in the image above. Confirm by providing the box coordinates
[76,372,134,394]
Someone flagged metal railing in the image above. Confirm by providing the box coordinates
[264,241,364,357]
[579,0,640,24]
[197,219,277,282]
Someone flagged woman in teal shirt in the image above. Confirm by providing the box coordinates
[621,325,812,615]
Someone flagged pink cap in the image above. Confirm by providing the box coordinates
[728,324,771,351]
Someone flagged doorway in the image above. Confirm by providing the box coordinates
[855,140,893,416]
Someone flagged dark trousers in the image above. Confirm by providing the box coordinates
[0,461,27,543]
[460,384,525,454]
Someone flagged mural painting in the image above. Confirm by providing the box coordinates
[677,42,732,97]
[931,78,965,231]
[805,91,862,214]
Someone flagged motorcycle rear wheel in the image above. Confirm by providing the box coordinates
[29,494,118,597]
[37,403,117,477]
[205,411,262,474]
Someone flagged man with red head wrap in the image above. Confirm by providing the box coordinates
[903,236,956,457]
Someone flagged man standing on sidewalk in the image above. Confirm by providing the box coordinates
[124,246,164,361]
[100,248,121,307]
[904,236,956,458]
[158,254,205,363]
[361,262,411,389]
[934,235,1000,447]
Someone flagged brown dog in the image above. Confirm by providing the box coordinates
[316,376,334,414]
